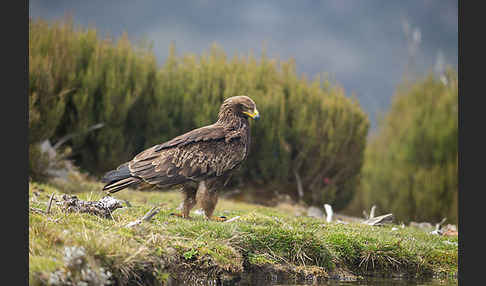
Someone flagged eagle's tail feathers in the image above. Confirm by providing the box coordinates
[102,163,142,193]
[101,162,131,183]
[102,177,142,193]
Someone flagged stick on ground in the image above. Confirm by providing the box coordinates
[58,195,124,219]
[363,214,394,226]
[125,207,160,228]
[46,193,55,214]
[224,216,241,223]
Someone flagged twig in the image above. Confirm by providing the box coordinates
[436,217,447,229]
[125,207,160,228]
[30,207,45,214]
[363,205,376,219]
[430,217,447,235]
[53,122,104,150]
[46,193,55,214]
[224,216,241,223]
[141,207,160,221]
[363,214,394,226]
[369,205,376,219]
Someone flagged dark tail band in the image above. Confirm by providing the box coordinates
[102,163,141,193]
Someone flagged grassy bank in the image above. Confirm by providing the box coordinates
[29,180,457,285]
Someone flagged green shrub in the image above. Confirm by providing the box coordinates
[29,19,73,144]
[29,17,158,173]
[355,70,458,223]
[28,143,51,182]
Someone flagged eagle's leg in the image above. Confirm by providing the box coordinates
[197,179,226,222]
[171,183,197,219]
[182,184,198,218]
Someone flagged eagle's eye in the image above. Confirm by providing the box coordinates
[238,103,250,111]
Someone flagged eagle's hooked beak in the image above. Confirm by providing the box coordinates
[243,109,260,120]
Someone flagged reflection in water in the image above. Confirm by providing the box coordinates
[234,272,457,286]
[167,275,457,286]
[244,277,457,286]
[277,277,457,285]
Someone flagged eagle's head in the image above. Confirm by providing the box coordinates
[219,95,260,122]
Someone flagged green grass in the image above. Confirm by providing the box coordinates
[29,180,458,285]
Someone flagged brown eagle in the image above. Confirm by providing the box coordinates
[101,95,259,221]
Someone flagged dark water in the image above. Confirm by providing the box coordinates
[231,272,458,286]
[275,278,457,285]
[167,276,457,286]
[237,277,457,286]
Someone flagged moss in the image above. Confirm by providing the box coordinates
[29,181,457,285]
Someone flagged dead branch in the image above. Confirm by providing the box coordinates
[57,194,124,219]
[53,123,104,150]
[224,216,241,223]
[46,193,55,214]
[369,205,376,219]
[430,217,448,235]
[125,207,160,228]
[30,207,46,214]
[435,217,447,229]
[363,205,376,219]
[363,214,394,226]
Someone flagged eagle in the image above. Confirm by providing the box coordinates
[101,95,259,221]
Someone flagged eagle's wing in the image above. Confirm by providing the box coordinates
[128,124,245,187]
[153,124,227,151]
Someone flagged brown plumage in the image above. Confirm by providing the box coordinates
[101,95,259,220]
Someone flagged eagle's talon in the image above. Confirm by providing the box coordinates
[210,216,227,222]
[170,212,191,219]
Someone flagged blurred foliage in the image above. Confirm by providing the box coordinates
[28,143,51,182]
[351,70,458,224]
[29,18,158,173]
[29,18,369,209]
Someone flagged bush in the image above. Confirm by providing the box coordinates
[29,18,369,210]
[29,17,158,173]
[28,143,51,182]
[355,70,458,223]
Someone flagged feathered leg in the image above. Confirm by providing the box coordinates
[182,185,197,218]
[197,179,226,221]
[171,183,197,219]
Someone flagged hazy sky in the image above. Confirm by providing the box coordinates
[30,0,458,128]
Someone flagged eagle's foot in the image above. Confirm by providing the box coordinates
[169,212,191,219]
[209,216,227,222]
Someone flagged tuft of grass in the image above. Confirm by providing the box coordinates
[29,181,457,285]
